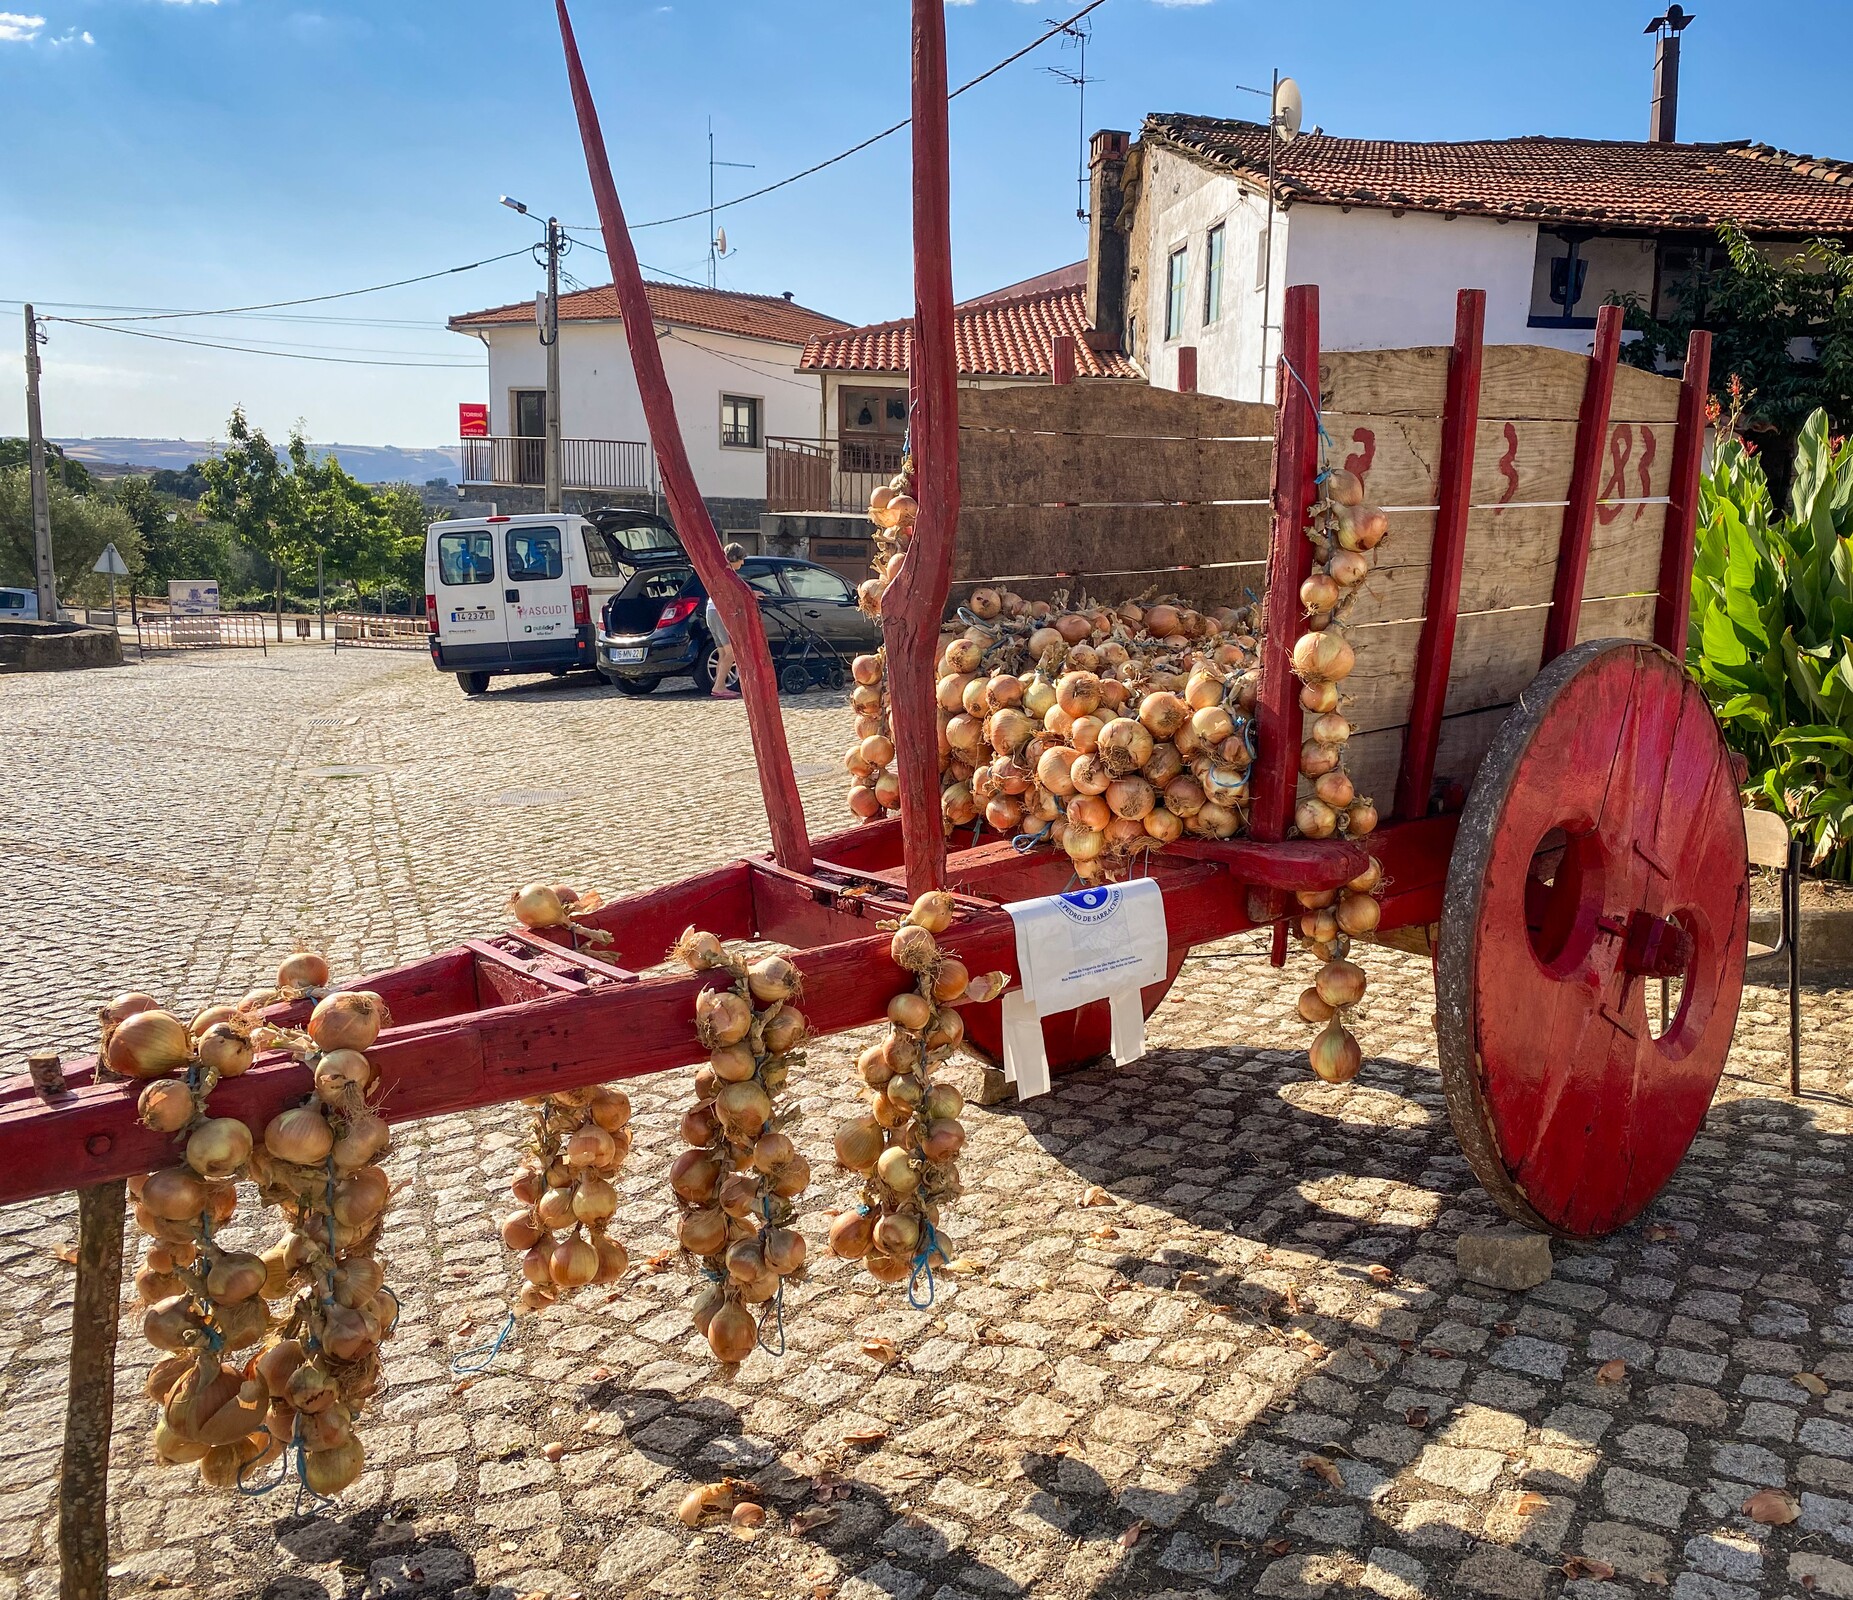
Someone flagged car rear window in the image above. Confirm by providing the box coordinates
[437,532,495,586]
[601,520,682,558]
[619,564,690,604]
[506,526,563,582]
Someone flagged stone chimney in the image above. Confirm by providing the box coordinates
[1646,6,1694,143]
[1086,129,1131,351]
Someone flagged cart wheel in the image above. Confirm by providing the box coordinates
[1436,639,1748,1237]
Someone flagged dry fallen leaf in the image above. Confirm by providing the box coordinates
[1284,1285,1302,1316]
[1301,1453,1344,1490]
[790,1507,837,1535]
[541,1441,565,1463]
[1644,1223,1677,1241]
[1092,1225,1120,1240]
[1596,1358,1628,1384]
[1080,1185,1117,1208]
[1405,1406,1431,1431]
[942,1258,984,1276]
[1265,1538,1292,1557]
[1563,1556,1617,1580]
[589,1365,611,1382]
[1119,1519,1150,1549]
[1744,1489,1802,1526]
[639,1249,676,1275]
[842,1427,889,1448]
[1795,1372,1830,1397]
[1494,1321,1517,1337]
[51,1245,78,1266]
[1515,1491,1550,1516]
[861,1337,901,1366]
[449,1377,478,1397]
[1367,1264,1393,1284]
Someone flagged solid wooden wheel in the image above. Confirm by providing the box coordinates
[1436,639,1748,1237]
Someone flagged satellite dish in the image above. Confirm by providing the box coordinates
[1273,77,1303,144]
[714,227,729,258]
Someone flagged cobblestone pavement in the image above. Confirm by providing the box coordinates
[2,650,1851,1600]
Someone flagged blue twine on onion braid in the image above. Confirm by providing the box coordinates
[450,1311,515,1374]
[907,1218,942,1311]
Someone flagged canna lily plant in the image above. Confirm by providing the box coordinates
[1689,407,1853,880]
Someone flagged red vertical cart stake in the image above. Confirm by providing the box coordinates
[1654,329,1713,654]
[1541,303,1623,667]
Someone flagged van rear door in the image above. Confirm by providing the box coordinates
[503,518,577,664]
[430,524,507,669]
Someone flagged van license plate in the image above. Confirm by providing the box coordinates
[609,647,647,664]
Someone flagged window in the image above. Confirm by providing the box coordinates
[740,560,784,594]
[505,526,563,582]
[1164,245,1188,340]
[781,565,854,603]
[438,531,495,586]
[720,394,762,449]
[1203,224,1225,325]
[581,527,618,579]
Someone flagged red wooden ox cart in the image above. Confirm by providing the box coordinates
[9,1,1745,1586]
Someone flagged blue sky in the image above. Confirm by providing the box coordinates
[2,0,1847,449]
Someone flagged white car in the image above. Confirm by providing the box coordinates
[0,587,42,621]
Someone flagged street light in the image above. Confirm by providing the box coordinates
[500,195,530,215]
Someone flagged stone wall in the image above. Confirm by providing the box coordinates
[0,620,124,672]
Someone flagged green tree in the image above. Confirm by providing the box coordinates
[199,408,308,608]
[0,466,141,604]
[1615,224,1853,466]
[108,476,234,591]
[0,438,95,492]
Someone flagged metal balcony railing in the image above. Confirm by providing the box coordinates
[765,435,906,514]
[460,436,652,492]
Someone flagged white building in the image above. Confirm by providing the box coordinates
[1086,117,1853,401]
[448,281,849,530]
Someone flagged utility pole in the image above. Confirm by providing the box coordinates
[23,306,58,621]
[543,216,563,513]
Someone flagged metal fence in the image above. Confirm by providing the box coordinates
[136,614,269,654]
[460,436,651,492]
[331,614,431,652]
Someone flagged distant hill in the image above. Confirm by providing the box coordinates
[52,438,464,485]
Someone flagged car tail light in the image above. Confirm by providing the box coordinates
[571,584,590,627]
[656,596,700,629]
[424,593,439,636]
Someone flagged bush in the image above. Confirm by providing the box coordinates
[1689,409,1853,879]
[0,466,142,605]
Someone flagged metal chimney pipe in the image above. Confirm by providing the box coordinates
[1646,7,1693,143]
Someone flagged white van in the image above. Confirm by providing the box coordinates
[0,587,41,621]
[423,510,679,695]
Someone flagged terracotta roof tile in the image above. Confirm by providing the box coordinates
[799,281,1137,379]
[450,281,849,344]
[1143,113,1853,235]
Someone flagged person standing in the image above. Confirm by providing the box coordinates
[705,543,748,699]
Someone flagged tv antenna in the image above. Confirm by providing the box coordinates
[708,117,755,288]
[1042,15,1095,222]
[1233,70,1304,400]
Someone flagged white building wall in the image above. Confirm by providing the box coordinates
[468,321,824,503]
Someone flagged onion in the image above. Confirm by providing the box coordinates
[890,925,938,972]
[1325,467,1364,507]
[1027,626,1065,660]
[195,1022,254,1081]
[265,1106,334,1166]
[1337,892,1381,936]
[1105,775,1156,821]
[1300,573,1340,614]
[1297,887,1338,910]
[988,709,1037,756]
[875,1145,920,1196]
[276,951,331,990]
[695,988,753,1047]
[835,1116,884,1171]
[1298,986,1336,1025]
[1069,753,1112,797]
[594,1235,629,1283]
[540,1184,576,1232]
[1144,603,1182,638]
[507,883,569,929]
[1309,1021,1363,1084]
[1315,959,1368,1009]
[1143,806,1184,845]
[985,794,1024,833]
[853,652,886,685]
[590,1087,631,1130]
[932,959,969,1003]
[1197,801,1240,839]
[138,1079,195,1134]
[829,1209,876,1259]
[1300,680,1340,715]
[1347,798,1379,836]
[706,1302,757,1364]
[572,1175,618,1225]
[143,1295,203,1353]
[1328,549,1370,588]
[1164,775,1205,818]
[331,1110,389,1172]
[924,1007,965,1050]
[888,992,933,1031]
[679,1208,729,1258]
[107,1010,191,1080]
[1292,629,1356,684]
[1191,705,1235,746]
[1096,717,1154,774]
[1055,672,1102,718]
[909,890,956,934]
[1349,505,1390,550]
[921,1119,966,1162]
[763,1227,806,1276]
[307,992,382,1054]
[1067,794,1109,832]
[1138,692,1189,740]
[1295,798,1339,839]
[1063,825,1105,863]
[315,1048,371,1100]
[142,1167,208,1222]
[1299,740,1340,779]
[670,1151,722,1204]
[846,784,880,820]
[501,1210,544,1251]
[857,1042,893,1089]
[937,673,975,713]
[185,1118,252,1181]
[189,1004,239,1037]
[1143,741,1185,789]
[103,992,160,1028]
[988,673,1025,709]
[1311,712,1351,745]
[302,1437,366,1498]
[1065,644,1099,674]
[866,1253,911,1285]
[747,955,800,1005]
[1315,769,1355,810]
[1348,858,1384,895]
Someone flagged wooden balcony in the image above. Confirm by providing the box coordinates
[766,435,905,514]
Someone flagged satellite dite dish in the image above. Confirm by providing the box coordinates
[1273,77,1303,143]
[714,226,729,258]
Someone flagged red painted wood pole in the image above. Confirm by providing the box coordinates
[553,2,812,872]
[1251,285,1320,847]
[1393,288,1485,822]
[1654,329,1712,655]
[1541,303,1622,666]
[880,0,963,898]
[1051,333,1076,387]
[1177,346,1198,394]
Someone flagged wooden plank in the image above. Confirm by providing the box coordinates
[1324,343,1682,425]
[1340,705,1512,813]
[959,430,1273,509]
[945,562,1267,616]
[1343,593,1658,735]
[59,1178,125,1600]
[1543,305,1624,665]
[1656,330,1713,653]
[1397,290,1486,824]
[958,382,1274,438]
[953,501,1271,581]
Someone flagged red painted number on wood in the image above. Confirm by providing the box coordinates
[1633,426,1657,522]
[1596,423,1634,527]
[1495,423,1520,508]
[1344,427,1375,485]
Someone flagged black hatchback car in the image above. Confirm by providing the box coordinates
[596,540,879,696]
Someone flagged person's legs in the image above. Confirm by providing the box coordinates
[712,641,738,698]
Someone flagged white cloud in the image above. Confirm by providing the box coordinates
[945,0,976,7]
[48,25,93,42]
[160,1,223,6]
[0,12,46,42]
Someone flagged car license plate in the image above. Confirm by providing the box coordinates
[609,646,647,664]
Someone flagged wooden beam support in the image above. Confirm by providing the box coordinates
[59,1175,125,1600]
[879,0,963,899]
[1654,329,1712,655]
[1051,333,1076,387]
[553,1,812,872]
[1177,345,1198,394]
[1394,289,1485,822]
[1541,303,1622,666]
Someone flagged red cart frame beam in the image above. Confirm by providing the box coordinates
[555,1,812,874]
[1541,304,1623,667]
[1655,330,1713,653]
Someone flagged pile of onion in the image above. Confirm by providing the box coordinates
[829,894,1003,1293]
[670,928,814,1363]
[498,1082,633,1313]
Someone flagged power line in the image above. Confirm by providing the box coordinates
[0,299,447,330]
[59,321,484,370]
[586,0,1110,233]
